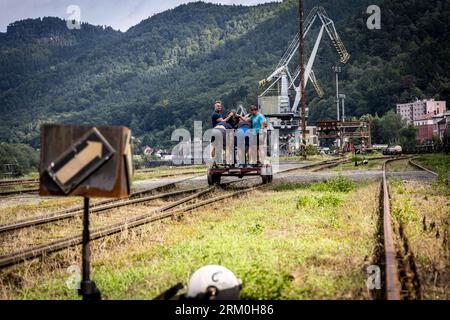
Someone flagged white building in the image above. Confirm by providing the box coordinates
[396,99,446,123]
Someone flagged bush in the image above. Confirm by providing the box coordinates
[297,195,313,208]
[297,193,343,208]
[310,176,355,193]
[316,194,343,207]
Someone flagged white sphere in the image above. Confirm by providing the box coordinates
[186,265,241,300]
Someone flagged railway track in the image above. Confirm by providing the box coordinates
[408,158,438,176]
[0,171,203,197]
[135,169,202,177]
[0,178,39,196]
[0,173,202,226]
[0,180,261,268]
[381,158,402,300]
[0,187,205,233]
[0,178,38,187]
[380,156,438,300]
[0,158,356,197]
[0,158,370,232]
[0,158,354,269]
[0,188,39,197]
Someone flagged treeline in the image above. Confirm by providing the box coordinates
[0,0,448,151]
[360,111,417,149]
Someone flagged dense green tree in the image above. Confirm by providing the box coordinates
[399,125,418,149]
[0,0,447,152]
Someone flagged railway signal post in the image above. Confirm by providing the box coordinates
[80,196,101,300]
[39,124,133,300]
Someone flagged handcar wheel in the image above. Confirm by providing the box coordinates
[213,174,221,185]
[207,172,214,186]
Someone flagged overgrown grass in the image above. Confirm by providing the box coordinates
[349,151,385,160]
[297,193,343,208]
[309,176,356,193]
[415,154,450,195]
[1,180,378,300]
[273,176,355,193]
[332,159,383,172]
[415,153,450,175]
[386,159,415,172]
[389,178,449,299]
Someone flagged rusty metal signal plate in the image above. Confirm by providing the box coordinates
[46,128,115,194]
[40,124,132,198]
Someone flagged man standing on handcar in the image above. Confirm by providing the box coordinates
[240,105,268,167]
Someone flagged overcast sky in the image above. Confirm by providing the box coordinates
[0,0,279,32]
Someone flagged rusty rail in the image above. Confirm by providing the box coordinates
[382,159,401,300]
[0,183,261,269]
[0,187,205,233]
[0,188,39,196]
[408,159,438,176]
[0,179,38,187]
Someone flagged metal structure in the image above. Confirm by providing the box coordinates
[1,163,21,179]
[316,120,372,149]
[258,6,350,153]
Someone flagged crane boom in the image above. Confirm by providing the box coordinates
[258,6,350,112]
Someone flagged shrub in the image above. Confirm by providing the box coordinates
[297,195,313,208]
[316,194,343,207]
[310,176,355,193]
[297,193,343,208]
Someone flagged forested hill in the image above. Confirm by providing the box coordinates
[0,0,448,150]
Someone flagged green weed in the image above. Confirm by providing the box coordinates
[297,193,343,208]
[310,176,355,193]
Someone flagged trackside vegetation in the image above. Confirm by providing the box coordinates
[1,178,378,299]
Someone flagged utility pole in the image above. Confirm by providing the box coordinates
[332,65,341,150]
[339,94,346,122]
[333,66,341,121]
[339,93,346,150]
[299,0,306,158]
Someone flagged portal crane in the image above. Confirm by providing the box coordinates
[258,6,349,114]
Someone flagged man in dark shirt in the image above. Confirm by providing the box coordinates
[211,100,233,127]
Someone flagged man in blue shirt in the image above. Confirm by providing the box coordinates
[248,105,267,133]
[241,105,268,166]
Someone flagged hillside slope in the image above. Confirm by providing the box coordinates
[0,0,448,149]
